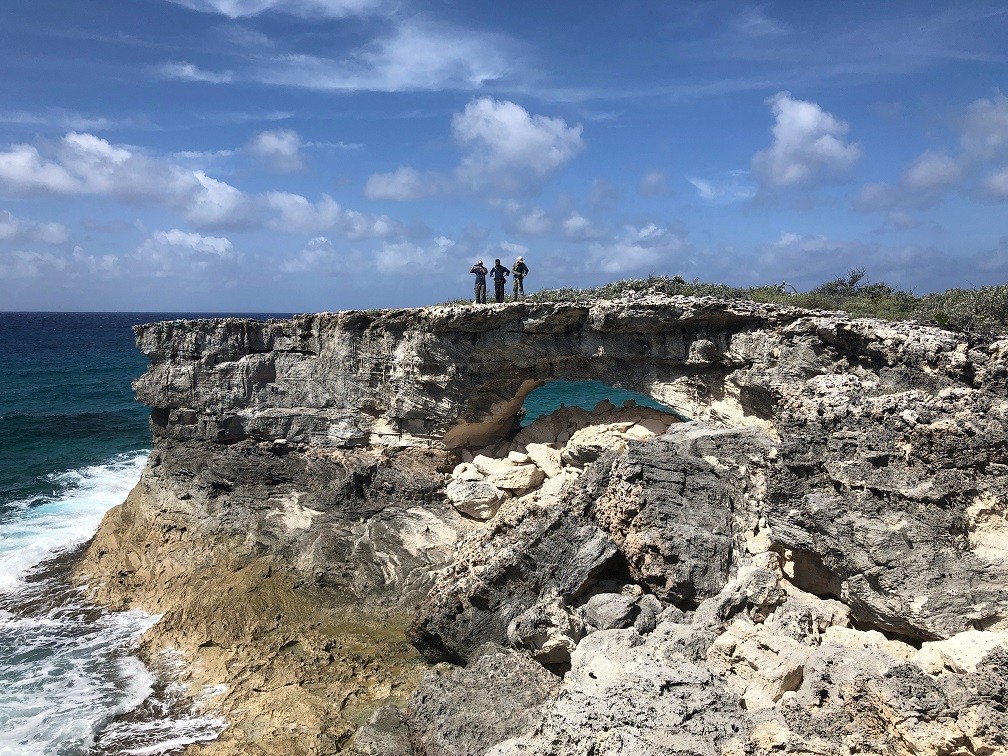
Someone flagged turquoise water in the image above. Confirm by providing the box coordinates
[521,379,679,424]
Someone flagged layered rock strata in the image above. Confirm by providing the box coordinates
[72,296,1008,755]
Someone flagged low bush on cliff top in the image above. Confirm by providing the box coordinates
[520,270,1008,335]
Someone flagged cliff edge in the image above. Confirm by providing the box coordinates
[74,296,1008,755]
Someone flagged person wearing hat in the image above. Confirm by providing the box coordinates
[469,260,488,304]
[511,256,529,300]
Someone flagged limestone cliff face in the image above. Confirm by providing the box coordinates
[78,296,1008,756]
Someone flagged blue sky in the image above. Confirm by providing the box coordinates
[1,0,1006,311]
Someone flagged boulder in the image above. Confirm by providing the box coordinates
[445,479,504,520]
[584,593,638,631]
[524,443,563,478]
[487,463,545,492]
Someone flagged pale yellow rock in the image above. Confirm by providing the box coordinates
[635,417,669,435]
[525,443,563,478]
[622,424,656,442]
[451,462,484,481]
[508,450,531,464]
[916,629,1008,673]
[488,463,546,492]
[538,473,568,499]
[707,618,808,710]
[472,454,515,476]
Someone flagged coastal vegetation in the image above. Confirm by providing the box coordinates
[521,269,1008,335]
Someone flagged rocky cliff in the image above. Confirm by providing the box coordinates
[74,296,1008,755]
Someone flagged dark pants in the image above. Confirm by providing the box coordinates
[494,280,506,302]
[474,283,486,303]
[512,275,524,299]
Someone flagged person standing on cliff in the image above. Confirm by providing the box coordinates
[511,256,529,300]
[490,258,509,303]
[470,260,488,304]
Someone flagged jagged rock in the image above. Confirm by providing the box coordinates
[76,297,1008,754]
[560,424,628,467]
[445,479,504,520]
[581,424,775,605]
[403,644,560,756]
[409,493,617,663]
[488,628,753,756]
[507,597,584,665]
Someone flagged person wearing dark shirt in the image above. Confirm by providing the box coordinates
[470,260,488,303]
[490,258,509,303]
[511,256,529,299]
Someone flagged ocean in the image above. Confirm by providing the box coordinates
[0,312,281,756]
[0,312,672,755]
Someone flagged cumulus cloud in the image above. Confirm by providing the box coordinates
[164,0,383,18]
[588,223,691,275]
[751,92,861,188]
[279,236,347,274]
[265,191,399,237]
[373,235,454,274]
[637,171,670,196]
[0,210,69,245]
[453,98,585,195]
[561,211,605,241]
[364,167,442,201]
[983,167,1008,198]
[248,129,303,172]
[0,250,69,279]
[134,229,238,278]
[960,92,1008,159]
[901,150,963,193]
[0,132,256,228]
[0,133,399,236]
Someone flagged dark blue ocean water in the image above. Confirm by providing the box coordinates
[0,312,286,756]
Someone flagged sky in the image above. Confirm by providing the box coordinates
[0,0,1007,312]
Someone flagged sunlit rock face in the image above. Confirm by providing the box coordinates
[89,296,1008,755]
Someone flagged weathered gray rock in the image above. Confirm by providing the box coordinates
[584,593,637,631]
[445,478,503,520]
[349,644,560,756]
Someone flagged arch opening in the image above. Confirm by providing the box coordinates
[519,379,687,427]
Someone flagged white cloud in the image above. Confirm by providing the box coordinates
[751,92,861,188]
[453,98,585,194]
[252,21,507,93]
[504,204,553,236]
[159,62,235,84]
[248,129,303,172]
[373,235,454,274]
[279,236,346,274]
[588,223,691,275]
[687,170,756,203]
[960,92,1008,159]
[364,166,435,201]
[982,167,1008,198]
[0,133,256,228]
[561,211,605,240]
[0,250,69,279]
[164,0,383,18]
[901,150,963,192]
[637,171,670,196]
[134,229,238,278]
[0,210,69,245]
[266,191,399,237]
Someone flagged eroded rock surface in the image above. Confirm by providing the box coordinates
[72,296,1008,755]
